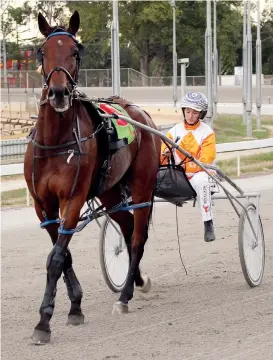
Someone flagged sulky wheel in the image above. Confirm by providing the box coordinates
[99,216,129,293]
[238,203,265,287]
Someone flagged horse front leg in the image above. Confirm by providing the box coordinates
[31,199,84,344]
[44,225,84,326]
[34,202,84,325]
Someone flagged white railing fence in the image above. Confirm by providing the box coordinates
[1,136,273,207]
[2,69,207,88]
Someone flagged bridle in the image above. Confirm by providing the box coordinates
[36,28,84,103]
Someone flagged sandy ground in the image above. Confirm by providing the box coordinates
[1,181,273,359]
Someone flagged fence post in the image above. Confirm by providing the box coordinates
[237,152,240,177]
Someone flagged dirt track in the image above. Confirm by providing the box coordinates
[2,189,273,360]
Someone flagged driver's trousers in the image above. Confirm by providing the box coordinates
[188,171,213,222]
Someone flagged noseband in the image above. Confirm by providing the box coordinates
[37,29,84,93]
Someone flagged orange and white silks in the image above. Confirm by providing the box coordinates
[161,120,216,177]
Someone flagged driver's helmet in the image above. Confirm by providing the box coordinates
[181,92,208,119]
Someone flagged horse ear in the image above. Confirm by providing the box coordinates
[38,12,52,37]
[68,10,80,36]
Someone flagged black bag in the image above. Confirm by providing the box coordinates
[154,165,197,206]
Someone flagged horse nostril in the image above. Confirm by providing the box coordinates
[64,87,70,97]
[48,86,68,100]
[48,88,54,99]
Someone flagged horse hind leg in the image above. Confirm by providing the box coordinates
[112,148,158,313]
[99,189,146,289]
[113,203,153,314]
[63,250,84,326]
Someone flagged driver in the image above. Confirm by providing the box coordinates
[161,92,216,242]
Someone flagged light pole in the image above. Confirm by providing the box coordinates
[47,1,53,23]
[205,0,213,128]
[256,0,262,130]
[242,1,247,125]
[171,0,177,106]
[178,58,189,104]
[1,37,7,88]
[1,0,8,88]
[212,0,218,121]
[246,0,252,137]
[111,0,120,96]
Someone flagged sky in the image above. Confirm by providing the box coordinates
[1,0,271,43]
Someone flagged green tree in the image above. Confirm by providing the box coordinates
[31,1,68,25]
[26,0,270,80]
[1,1,32,39]
[119,1,176,80]
[260,5,273,75]
[217,2,243,74]
[66,2,112,68]
[1,2,33,71]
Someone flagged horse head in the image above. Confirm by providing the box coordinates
[37,11,84,112]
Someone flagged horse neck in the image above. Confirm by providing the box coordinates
[36,104,76,146]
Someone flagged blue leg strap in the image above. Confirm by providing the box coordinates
[52,201,151,235]
[58,225,76,235]
[40,219,60,228]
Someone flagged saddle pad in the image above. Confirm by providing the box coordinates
[98,102,136,144]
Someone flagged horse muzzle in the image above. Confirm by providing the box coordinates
[48,85,71,112]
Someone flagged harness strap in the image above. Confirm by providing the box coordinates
[57,201,152,235]
[40,219,60,228]
[29,123,103,151]
[30,104,102,225]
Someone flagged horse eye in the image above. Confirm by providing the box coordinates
[73,51,79,57]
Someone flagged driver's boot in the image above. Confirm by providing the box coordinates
[204,220,215,242]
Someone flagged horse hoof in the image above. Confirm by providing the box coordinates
[31,329,51,345]
[112,301,129,315]
[138,275,151,293]
[67,314,85,326]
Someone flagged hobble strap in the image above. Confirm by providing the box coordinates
[58,225,76,235]
[40,219,60,228]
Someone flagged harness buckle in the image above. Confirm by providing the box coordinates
[70,86,77,106]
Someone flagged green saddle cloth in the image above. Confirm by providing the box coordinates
[97,102,136,145]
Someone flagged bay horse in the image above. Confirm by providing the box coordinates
[24,11,161,344]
